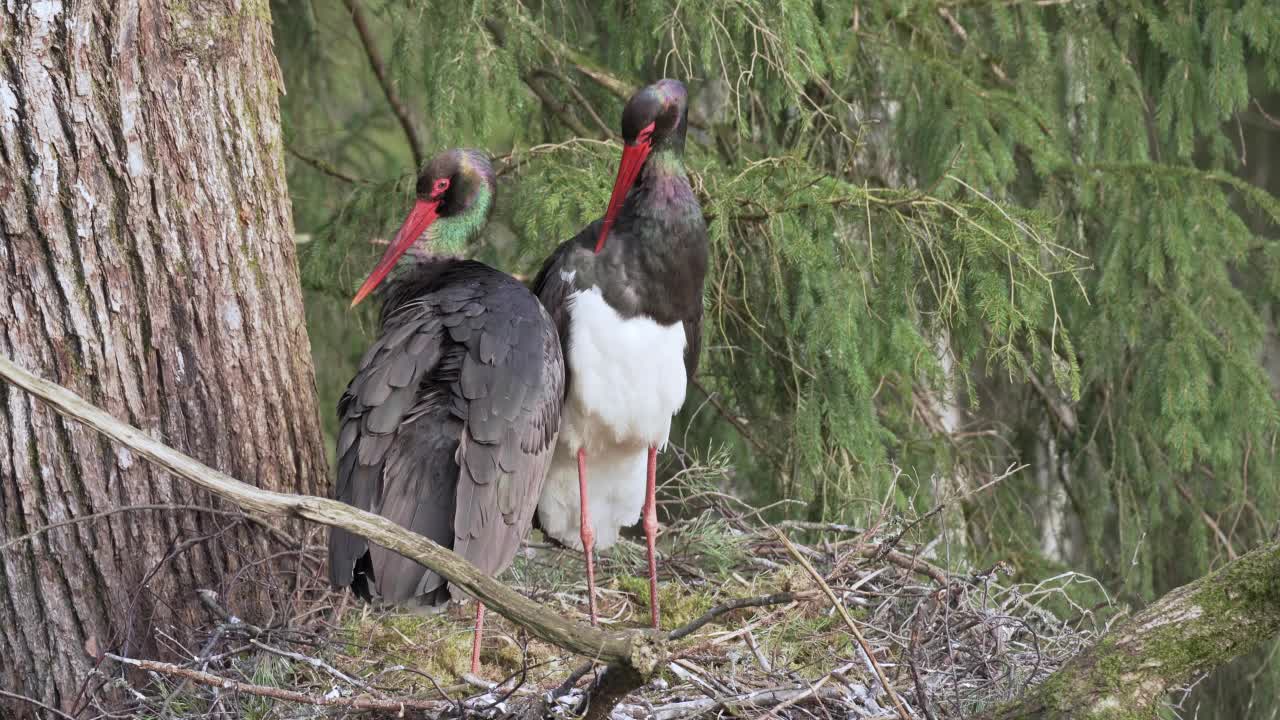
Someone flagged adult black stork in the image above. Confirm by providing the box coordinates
[533,80,707,628]
[327,149,564,675]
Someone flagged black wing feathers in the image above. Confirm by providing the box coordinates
[328,261,563,604]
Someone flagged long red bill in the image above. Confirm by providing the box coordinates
[350,199,440,307]
[595,141,652,253]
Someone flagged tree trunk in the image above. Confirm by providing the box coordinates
[0,1,326,716]
[976,539,1280,719]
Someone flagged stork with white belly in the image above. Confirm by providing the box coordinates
[533,79,707,628]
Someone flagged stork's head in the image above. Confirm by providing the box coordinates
[596,79,689,253]
[351,149,495,307]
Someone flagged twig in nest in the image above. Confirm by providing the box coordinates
[196,589,264,637]
[668,591,799,641]
[857,546,950,587]
[551,660,597,700]
[249,639,377,695]
[773,528,912,720]
[0,689,78,720]
[0,505,247,551]
[104,653,440,712]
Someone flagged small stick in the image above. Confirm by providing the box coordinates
[668,591,799,641]
[773,528,911,720]
[103,653,439,712]
[248,639,375,695]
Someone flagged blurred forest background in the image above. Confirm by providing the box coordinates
[271,1,1280,716]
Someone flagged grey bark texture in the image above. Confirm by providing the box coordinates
[0,0,326,715]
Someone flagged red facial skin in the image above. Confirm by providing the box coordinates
[351,178,450,307]
[595,121,655,253]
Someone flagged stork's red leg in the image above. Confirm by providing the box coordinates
[643,445,660,629]
[470,602,485,675]
[577,448,599,625]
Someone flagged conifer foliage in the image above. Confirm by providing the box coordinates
[272,1,1280,714]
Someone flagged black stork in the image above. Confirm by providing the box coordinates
[327,149,564,675]
[532,80,708,628]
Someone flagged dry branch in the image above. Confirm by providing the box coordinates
[104,653,441,713]
[0,352,663,676]
[343,0,425,168]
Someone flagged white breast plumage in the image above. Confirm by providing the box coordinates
[561,285,687,450]
[535,283,688,551]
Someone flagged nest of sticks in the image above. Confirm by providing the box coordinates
[87,479,1109,719]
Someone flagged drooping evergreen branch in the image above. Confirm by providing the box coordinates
[522,72,594,138]
[342,0,425,169]
[506,11,634,101]
[532,67,616,139]
[286,144,363,184]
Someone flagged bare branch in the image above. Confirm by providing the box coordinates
[104,653,440,713]
[286,145,363,184]
[342,0,425,168]
[0,352,663,674]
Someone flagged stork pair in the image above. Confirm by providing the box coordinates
[327,80,707,674]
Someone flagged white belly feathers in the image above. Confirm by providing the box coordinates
[561,285,688,450]
[536,284,688,551]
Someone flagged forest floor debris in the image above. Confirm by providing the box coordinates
[85,482,1117,719]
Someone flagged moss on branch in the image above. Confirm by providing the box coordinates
[977,541,1280,719]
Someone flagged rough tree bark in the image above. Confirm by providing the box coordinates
[0,1,326,715]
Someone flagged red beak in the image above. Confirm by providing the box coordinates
[351,199,440,307]
[595,140,652,253]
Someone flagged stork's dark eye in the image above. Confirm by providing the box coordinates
[430,178,451,198]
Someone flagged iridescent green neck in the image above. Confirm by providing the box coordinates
[424,185,492,254]
[647,147,686,177]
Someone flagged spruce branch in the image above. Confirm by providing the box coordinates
[522,72,594,138]
[343,0,425,169]
[506,11,634,101]
[286,144,364,184]
[532,67,616,139]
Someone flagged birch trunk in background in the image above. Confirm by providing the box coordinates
[0,1,327,714]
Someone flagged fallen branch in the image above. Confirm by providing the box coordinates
[0,352,662,675]
[103,653,439,713]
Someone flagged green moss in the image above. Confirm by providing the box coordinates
[613,575,715,629]
[342,611,473,681]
